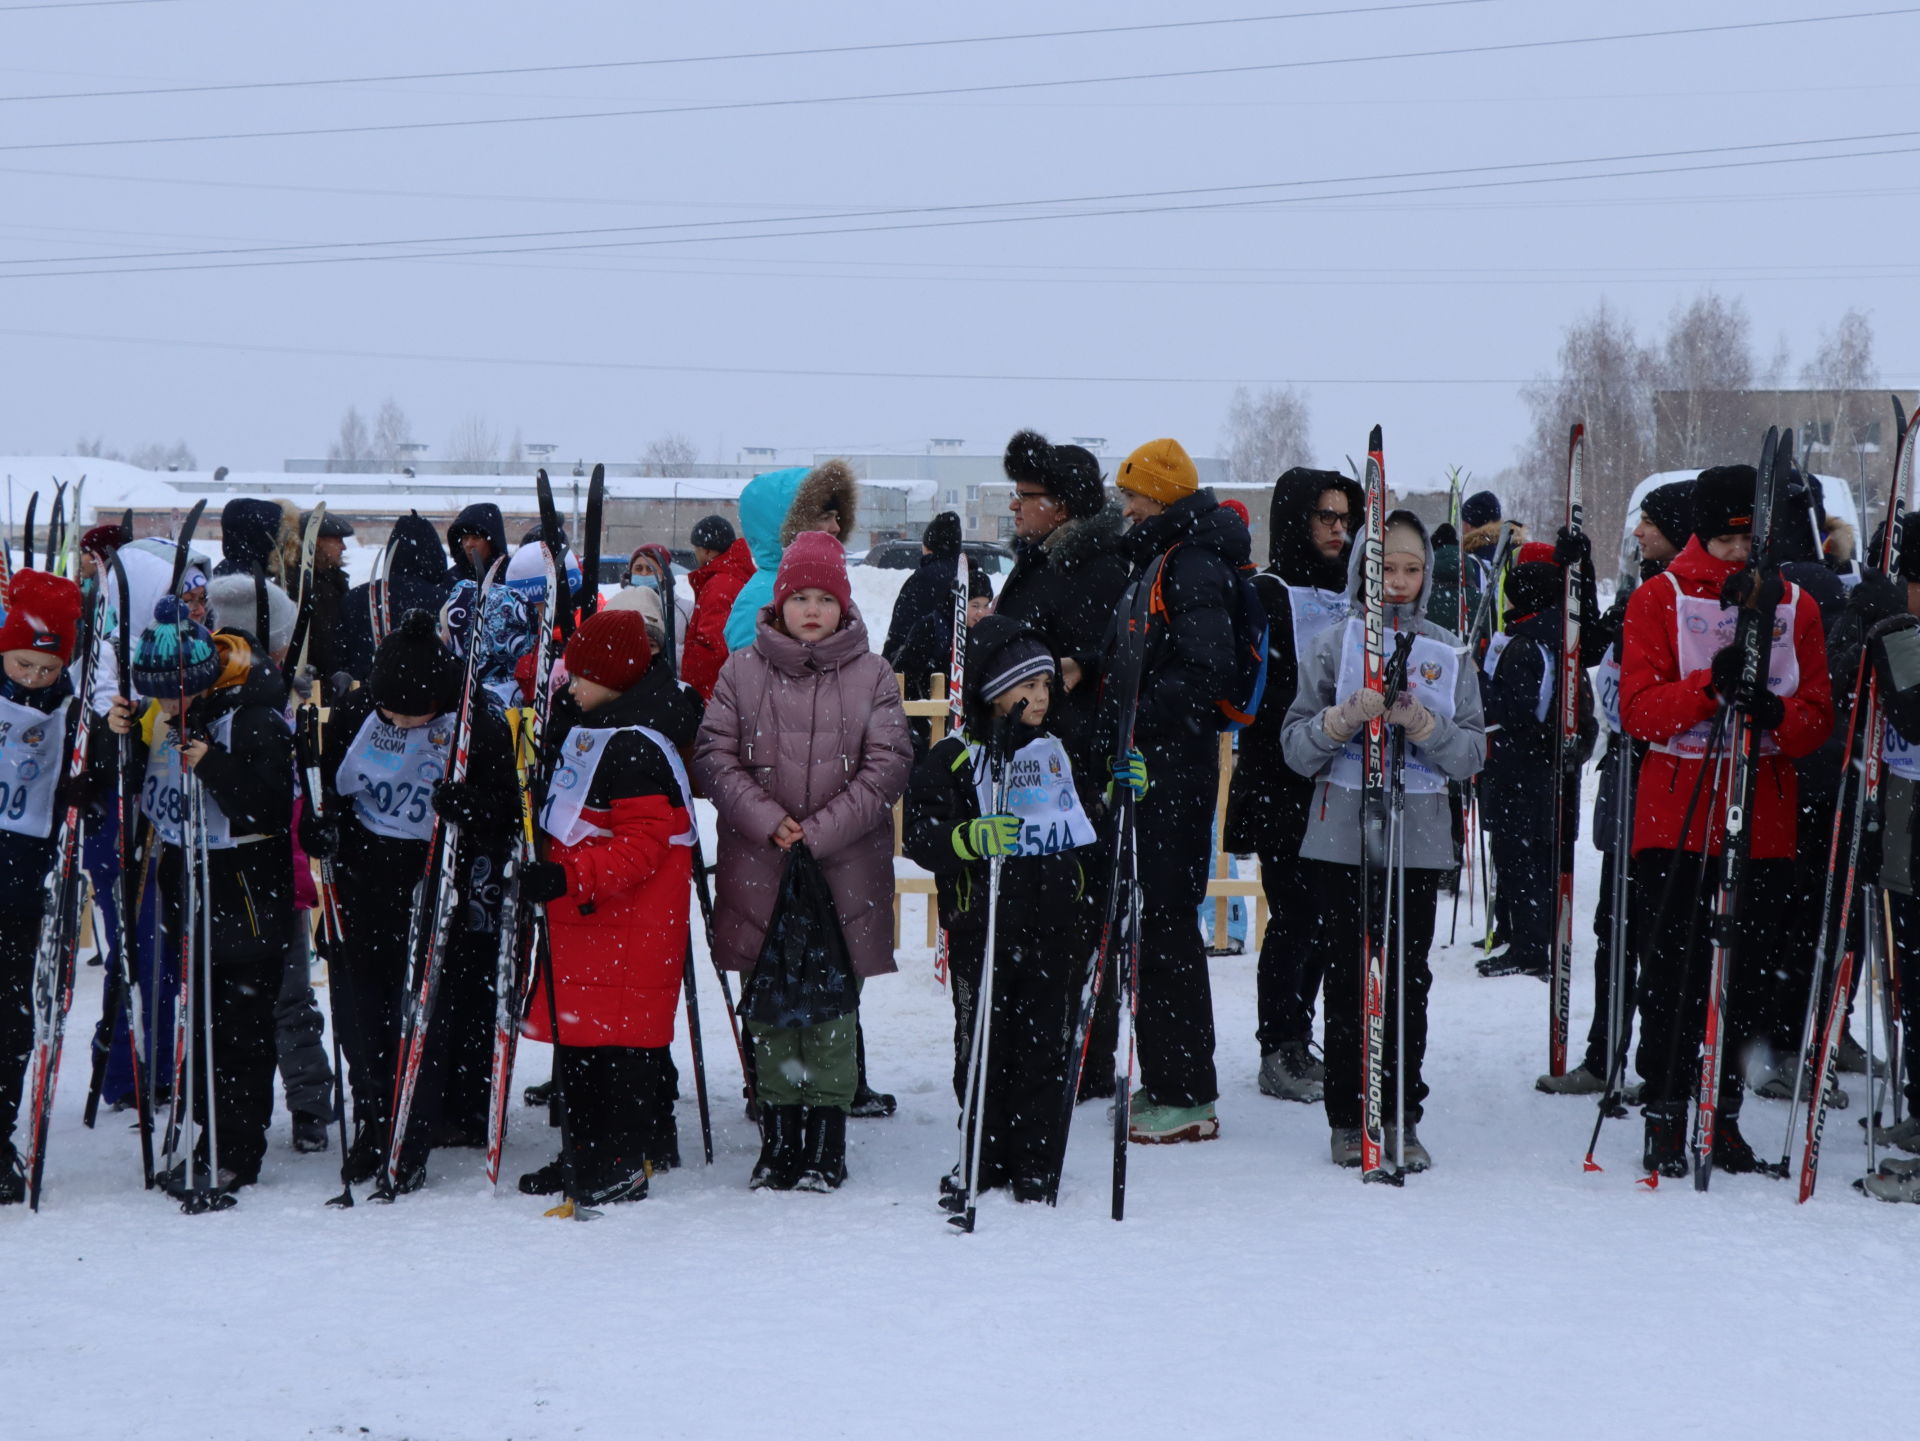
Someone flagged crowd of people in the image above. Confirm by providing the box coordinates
[1,424,1916,1214]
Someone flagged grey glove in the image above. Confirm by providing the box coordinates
[1323,688,1387,742]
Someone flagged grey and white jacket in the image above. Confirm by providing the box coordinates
[1280,510,1486,870]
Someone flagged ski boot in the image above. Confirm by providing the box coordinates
[0,1146,23,1206]
[1712,1114,1760,1175]
[518,1157,568,1196]
[1642,1103,1688,1179]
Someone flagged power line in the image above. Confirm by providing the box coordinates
[0,325,1538,383]
[0,0,184,10]
[3,8,1912,153]
[1,127,1910,269]
[0,1,1489,103]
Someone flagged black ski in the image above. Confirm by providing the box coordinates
[578,463,605,621]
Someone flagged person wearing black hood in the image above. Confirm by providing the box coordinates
[1102,437,1248,1144]
[1539,478,1691,1095]
[306,611,521,1193]
[883,511,983,756]
[335,512,452,682]
[211,498,284,582]
[447,503,509,586]
[1475,544,1598,984]
[1224,466,1362,1103]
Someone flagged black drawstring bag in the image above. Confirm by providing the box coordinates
[741,841,857,1030]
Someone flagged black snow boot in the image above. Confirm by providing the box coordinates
[850,1025,895,1118]
[794,1107,849,1193]
[749,1104,806,1191]
[342,1121,386,1185]
[1713,1114,1760,1175]
[518,1157,568,1196]
[0,1146,23,1206]
[292,1112,331,1154]
[523,1078,552,1110]
[1642,1103,1688,1178]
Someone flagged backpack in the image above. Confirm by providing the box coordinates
[1149,543,1270,731]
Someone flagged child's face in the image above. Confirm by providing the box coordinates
[3,650,63,690]
[992,674,1050,725]
[1384,551,1425,605]
[966,595,991,627]
[781,587,842,642]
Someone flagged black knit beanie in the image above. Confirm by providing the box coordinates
[924,511,963,557]
[368,609,460,715]
[691,514,735,553]
[1639,480,1695,553]
[1692,465,1756,543]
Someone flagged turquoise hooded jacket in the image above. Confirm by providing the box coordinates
[725,466,809,651]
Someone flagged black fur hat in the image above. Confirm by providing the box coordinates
[1004,429,1105,522]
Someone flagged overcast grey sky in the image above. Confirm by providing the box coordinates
[3,0,1916,489]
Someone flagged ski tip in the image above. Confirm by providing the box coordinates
[1367,423,1383,452]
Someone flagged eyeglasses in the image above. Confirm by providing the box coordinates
[1011,491,1057,507]
[1310,509,1351,528]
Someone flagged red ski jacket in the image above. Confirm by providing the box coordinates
[1618,537,1832,859]
[682,538,755,700]
[524,722,693,1050]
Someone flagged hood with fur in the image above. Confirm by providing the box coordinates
[779,458,860,550]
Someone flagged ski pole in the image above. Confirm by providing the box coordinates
[681,940,714,1166]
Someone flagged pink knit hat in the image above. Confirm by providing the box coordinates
[773,531,851,611]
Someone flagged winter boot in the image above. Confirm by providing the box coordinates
[1329,1126,1363,1168]
[1536,1064,1607,1096]
[794,1107,849,1192]
[517,1157,568,1196]
[523,1078,553,1109]
[749,1104,806,1192]
[1476,954,1547,980]
[370,1161,426,1202]
[0,1146,22,1205]
[1128,1099,1219,1144]
[1642,1103,1688,1178]
[1076,1070,1116,1103]
[1872,1113,1920,1154]
[1861,1156,1920,1201]
[1711,1114,1759,1175]
[849,1086,897,1119]
[1384,1122,1432,1173]
[342,1122,386,1186]
[1258,1042,1324,1104]
[291,1112,331,1153]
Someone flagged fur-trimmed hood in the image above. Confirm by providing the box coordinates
[1462,518,1526,555]
[1824,516,1857,566]
[1038,502,1126,571]
[779,458,860,549]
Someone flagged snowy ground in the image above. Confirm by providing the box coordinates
[10,561,1918,1440]
[10,839,1918,1441]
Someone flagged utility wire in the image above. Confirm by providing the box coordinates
[7,126,1912,270]
[0,1,1488,102]
[1,8,1911,152]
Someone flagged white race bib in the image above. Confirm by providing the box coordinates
[336,710,452,841]
[1595,643,1623,734]
[541,724,694,849]
[966,732,1097,857]
[1886,717,1920,781]
[1653,573,1799,759]
[0,693,71,839]
[141,711,236,849]
[1326,618,1458,795]
[1282,582,1349,661]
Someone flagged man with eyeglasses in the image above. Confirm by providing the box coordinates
[1225,468,1364,1105]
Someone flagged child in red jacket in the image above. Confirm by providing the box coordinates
[516,608,702,1206]
[1617,463,1833,1178]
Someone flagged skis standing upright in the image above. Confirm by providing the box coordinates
[19,574,104,1209]
[379,557,504,1198]
[1797,401,1913,1198]
[1046,557,1158,1207]
[932,552,971,987]
[1357,426,1401,1186]
[1693,427,1785,1192]
[1547,424,1586,1077]
[577,464,605,621]
[284,502,326,678]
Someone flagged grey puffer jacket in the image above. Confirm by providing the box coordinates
[1280,510,1486,870]
[693,603,913,980]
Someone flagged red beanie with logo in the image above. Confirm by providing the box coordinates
[563,607,653,693]
[0,570,83,663]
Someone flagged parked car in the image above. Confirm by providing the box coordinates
[862,539,1015,575]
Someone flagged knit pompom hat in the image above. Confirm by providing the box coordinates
[773,530,852,611]
[132,596,220,698]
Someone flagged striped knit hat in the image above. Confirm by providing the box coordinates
[132,596,221,698]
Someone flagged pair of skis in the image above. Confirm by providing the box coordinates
[1546,425,1587,1078]
[932,553,971,987]
[1047,555,1158,1216]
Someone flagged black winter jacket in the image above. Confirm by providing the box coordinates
[996,507,1133,672]
[883,551,963,697]
[133,638,296,965]
[447,503,510,585]
[1480,607,1598,776]
[1112,489,1249,753]
[902,723,1107,937]
[1224,470,1361,856]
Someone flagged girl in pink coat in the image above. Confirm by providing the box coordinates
[693,533,912,1193]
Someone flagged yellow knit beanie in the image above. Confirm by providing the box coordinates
[1116,438,1198,506]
